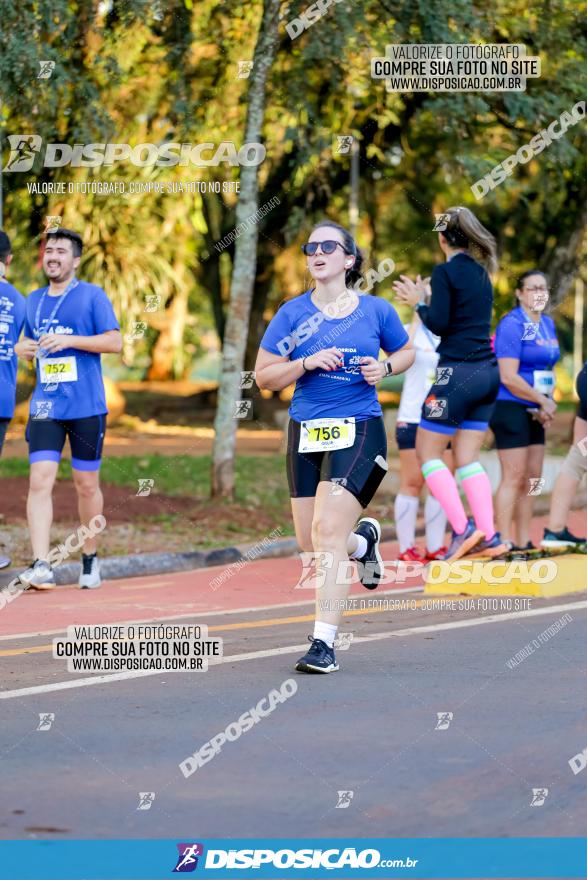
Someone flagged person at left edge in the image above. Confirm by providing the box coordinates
[14,228,122,590]
[256,220,414,674]
[0,230,26,569]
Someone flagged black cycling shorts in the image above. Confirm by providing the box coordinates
[577,363,587,422]
[490,400,545,450]
[0,418,9,456]
[287,416,388,508]
[420,359,499,436]
[395,421,418,450]
[26,414,106,471]
[396,421,451,451]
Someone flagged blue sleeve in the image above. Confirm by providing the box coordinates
[16,293,26,336]
[260,305,294,357]
[494,315,523,360]
[24,295,35,338]
[92,287,120,334]
[378,300,409,353]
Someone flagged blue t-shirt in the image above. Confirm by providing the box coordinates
[0,279,26,419]
[260,290,408,422]
[24,279,120,420]
[494,306,560,406]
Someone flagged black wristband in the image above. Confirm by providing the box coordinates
[302,357,309,371]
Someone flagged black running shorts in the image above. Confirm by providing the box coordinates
[287,416,388,508]
[490,400,545,450]
[0,418,9,456]
[396,421,452,451]
[420,359,499,435]
[395,421,418,450]
[26,414,106,471]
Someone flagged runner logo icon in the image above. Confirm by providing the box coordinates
[335,790,354,808]
[173,843,204,872]
[424,396,448,419]
[435,712,453,730]
[37,713,55,731]
[530,788,548,806]
[3,135,43,172]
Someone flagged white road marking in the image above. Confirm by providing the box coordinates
[1,598,585,700]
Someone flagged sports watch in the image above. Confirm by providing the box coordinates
[384,360,393,377]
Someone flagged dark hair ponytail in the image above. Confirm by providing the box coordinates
[310,220,364,287]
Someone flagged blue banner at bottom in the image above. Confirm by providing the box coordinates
[1,838,587,879]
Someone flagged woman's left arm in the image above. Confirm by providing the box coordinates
[360,341,415,385]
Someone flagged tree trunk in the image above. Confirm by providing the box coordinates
[211,0,281,499]
[543,201,587,307]
[147,283,188,380]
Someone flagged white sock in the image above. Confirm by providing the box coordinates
[349,533,368,559]
[313,621,337,648]
[425,493,447,553]
[394,494,419,552]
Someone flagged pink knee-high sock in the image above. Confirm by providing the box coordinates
[421,459,468,534]
[457,461,495,539]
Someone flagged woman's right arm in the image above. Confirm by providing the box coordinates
[255,348,306,392]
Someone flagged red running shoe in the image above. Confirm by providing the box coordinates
[425,546,447,561]
[398,547,426,563]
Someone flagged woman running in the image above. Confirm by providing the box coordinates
[394,310,449,562]
[255,220,414,673]
[393,206,507,562]
[490,271,560,549]
[542,360,587,548]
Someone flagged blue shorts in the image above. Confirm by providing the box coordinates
[420,360,499,436]
[26,414,106,471]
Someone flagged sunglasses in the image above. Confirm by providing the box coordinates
[301,240,351,256]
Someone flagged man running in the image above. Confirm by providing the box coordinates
[14,228,121,589]
[0,231,26,569]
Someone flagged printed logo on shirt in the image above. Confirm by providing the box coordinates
[424,395,448,419]
[521,322,538,341]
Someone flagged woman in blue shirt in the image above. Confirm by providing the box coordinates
[490,270,560,549]
[256,220,414,674]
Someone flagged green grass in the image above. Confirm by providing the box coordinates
[0,454,290,507]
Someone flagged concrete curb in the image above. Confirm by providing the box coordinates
[0,538,302,589]
[2,493,584,589]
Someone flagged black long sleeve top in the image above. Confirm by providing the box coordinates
[416,252,495,364]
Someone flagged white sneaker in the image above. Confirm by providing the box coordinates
[79,554,101,589]
[18,560,56,590]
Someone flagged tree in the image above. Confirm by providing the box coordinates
[211,0,282,498]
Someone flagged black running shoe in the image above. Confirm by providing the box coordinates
[295,637,339,674]
[354,517,383,589]
[541,527,586,548]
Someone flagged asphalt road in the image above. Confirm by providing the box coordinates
[1,562,586,842]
